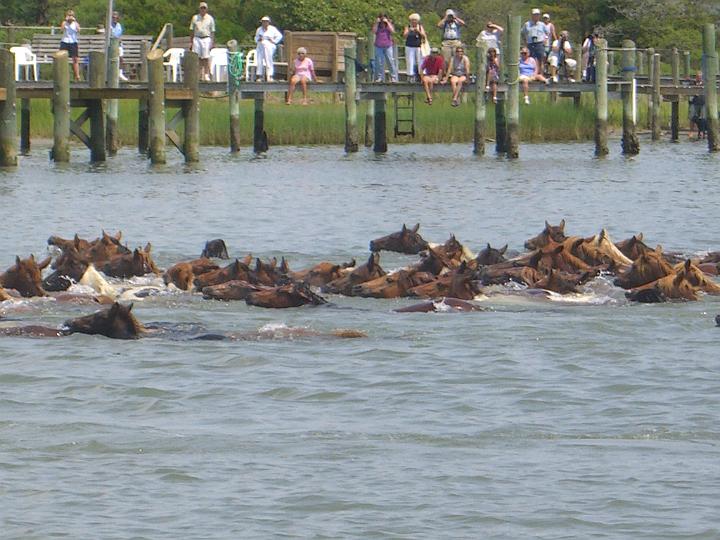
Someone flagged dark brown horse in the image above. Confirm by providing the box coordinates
[288,259,356,287]
[524,220,567,250]
[102,245,160,278]
[527,242,591,274]
[246,282,328,308]
[613,247,675,289]
[475,243,508,266]
[63,302,145,339]
[531,268,596,294]
[478,264,542,287]
[202,280,265,301]
[322,253,386,295]
[395,297,486,313]
[369,223,429,254]
[201,239,230,259]
[0,255,51,297]
[408,262,480,300]
[43,246,90,291]
[352,269,434,298]
[194,258,252,289]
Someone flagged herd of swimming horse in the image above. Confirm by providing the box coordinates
[1,220,720,339]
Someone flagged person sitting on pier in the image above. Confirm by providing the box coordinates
[548,31,577,82]
[255,16,283,82]
[59,9,81,81]
[486,47,500,103]
[286,47,316,105]
[373,13,399,83]
[421,47,445,104]
[403,13,427,83]
[189,2,216,82]
[437,9,465,62]
[521,8,548,76]
[441,46,470,107]
[519,46,548,105]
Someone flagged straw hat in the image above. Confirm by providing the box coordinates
[409,13,420,21]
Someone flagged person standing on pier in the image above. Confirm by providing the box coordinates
[403,13,427,83]
[255,16,283,82]
[522,8,548,75]
[542,13,557,59]
[372,13,399,83]
[59,9,81,81]
[189,2,215,81]
[111,11,128,81]
[437,9,465,62]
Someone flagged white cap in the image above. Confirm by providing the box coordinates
[409,13,420,21]
[260,15,271,22]
[531,8,541,15]
[445,9,455,16]
[542,13,551,19]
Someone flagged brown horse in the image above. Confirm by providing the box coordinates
[432,234,475,266]
[369,223,429,254]
[194,258,252,289]
[63,302,145,339]
[201,239,229,259]
[252,258,284,286]
[43,246,90,291]
[288,259,356,287]
[626,272,699,303]
[48,233,92,254]
[524,220,567,250]
[475,243,508,266]
[412,246,454,276]
[0,287,12,302]
[572,229,633,269]
[395,297,486,313]
[202,280,265,301]
[246,282,328,308]
[102,245,160,278]
[615,233,684,264]
[527,242,591,274]
[408,262,480,300]
[0,255,51,297]
[614,247,675,289]
[672,259,720,294]
[532,268,597,294]
[76,231,131,265]
[352,269,434,298]
[478,264,542,287]
[322,253,386,295]
[163,262,195,290]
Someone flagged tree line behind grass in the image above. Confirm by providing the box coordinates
[3,0,719,58]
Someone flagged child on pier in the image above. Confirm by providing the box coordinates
[59,9,81,81]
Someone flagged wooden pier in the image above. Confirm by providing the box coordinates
[1,21,719,166]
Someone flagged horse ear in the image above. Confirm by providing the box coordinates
[255,258,261,272]
[637,233,643,241]
[545,220,551,229]
[600,228,608,241]
[412,223,420,233]
[115,231,122,241]
[559,219,566,230]
[144,242,152,253]
[500,244,508,254]
[684,259,692,271]
[280,257,290,273]
[38,256,52,270]
[109,302,120,316]
[486,242,491,249]
[15,255,21,266]
[401,223,407,233]
[270,257,277,269]
[655,245,663,254]
[126,302,134,312]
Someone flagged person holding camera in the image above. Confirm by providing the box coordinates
[521,8,549,75]
[437,9,465,62]
[372,13,398,83]
[403,13,427,83]
[59,9,81,81]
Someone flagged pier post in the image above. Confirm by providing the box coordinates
[52,51,70,162]
[651,53,661,141]
[683,51,691,78]
[344,44,359,153]
[227,40,241,153]
[670,48,680,142]
[608,51,615,76]
[147,49,166,164]
[703,23,719,152]
[182,51,200,162]
[106,38,120,156]
[253,96,268,153]
[0,49,17,166]
[621,39,639,155]
[636,50,644,76]
[88,51,107,162]
[594,39,608,157]
[646,48,655,129]
[138,41,149,154]
[505,15,521,159]
[365,33,374,147]
[20,98,30,155]
[474,42,487,156]
[373,94,387,153]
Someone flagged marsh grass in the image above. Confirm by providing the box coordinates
[21,91,689,147]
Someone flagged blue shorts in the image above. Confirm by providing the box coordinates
[528,42,545,63]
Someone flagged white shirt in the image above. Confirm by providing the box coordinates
[255,24,283,46]
[477,29,502,52]
[111,22,123,39]
[62,21,79,44]
[551,38,573,56]
[190,13,215,38]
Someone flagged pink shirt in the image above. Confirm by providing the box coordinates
[294,57,315,79]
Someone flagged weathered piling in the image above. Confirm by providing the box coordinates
[636,50,644,76]
[474,42,487,156]
[683,50,691,78]
[651,53,661,141]
[106,38,120,155]
[147,49,166,164]
[88,51,107,162]
[594,39,608,157]
[344,44,359,153]
[704,23,719,152]
[137,41,149,154]
[608,51,615,75]
[253,97,268,153]
[373,94,387,153]
[505,15,520,159]
[20,98,30,155]
[182,51,200,162]
[621,39,639,155]
[51,51,70,162]
[646,47,654,130]
[227,40,241,153]
[364,34,374,147]
[670,48,680,142]
[0,48,17,166]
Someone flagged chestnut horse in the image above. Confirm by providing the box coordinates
[288,259,356,287]
[322,253,386,295]
[246,282,328,308]
[102,245,160,278]
[43,245,90,291]
[202,280,265,301]
[369,223,429,254]
[194,259,252,289]
[614,247,674,289]
[0,255,51,297]
[352,269,435,298]
[525,220,567,250]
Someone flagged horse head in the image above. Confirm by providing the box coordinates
[614,246,674,289]
[475,243,508,266]
[43,245,90,291]
[525,219,567,250]
[0,255,50,297]
[369,223,429,254]
[63,302,144,339]
[201,239,230,259]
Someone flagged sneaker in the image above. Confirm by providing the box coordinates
[524,96,530,105]
[119,71,128,82]
[552,75,559,83]
[568,77,576,83]
[267,77,274,82]
[493,96,498,103]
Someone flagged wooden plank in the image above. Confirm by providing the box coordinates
[70,111,92,149]
[165,129,184,154]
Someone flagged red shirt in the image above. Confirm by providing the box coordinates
[422,55,445,76]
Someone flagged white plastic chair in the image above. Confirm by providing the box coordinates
[10,46,39,81]
[163,47,185,82]
[244,49,257,81]
[209,47,228,82]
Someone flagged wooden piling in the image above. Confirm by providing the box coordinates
[138,41,149,154]
[106,38,120,155]
[147,49,166,164]
[683,51,691,78]
[646,47,654,129]
[253,97,268,153]
[670,48,680,142]
[505,15,521,159]
[227,40,241,153]
[704,23,719,152]
[474,42,487,156]
[0,48,17,166]
[373,94,387,153]
[365,33,374,147]
[20,98,30,155]
[621,39,639,155]
[651,53,661,141]
[594,39,608,157]
[608,51,615,75]
[636,50,644,76]
[88,51,106,162]
[344,44,359,153]
[51,51,70,162]
[182,51,200,162]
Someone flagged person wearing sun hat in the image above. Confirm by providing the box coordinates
[437,8,465,61]
[403,13,427,82]
[522,8,549,74]
[254,15,283,82]
[189,2,215,81]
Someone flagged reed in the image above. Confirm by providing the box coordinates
[19,92,689,147]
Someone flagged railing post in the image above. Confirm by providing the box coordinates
[621,39,639,155]
[106,38,120,155]
[51,51,70,162]
[646,47,655,129]
[227,39,241,153]
[138,40,149,154]
[505,14,521,159]
[474,43,487,156]
[182,51,200,162]
[594,39,608,157]
[670,47,680,142]
[651,53,661,141]
[344,44,359,153]
[0,48,18,166]
[703,24,719,152]
[88,51,107,162]
[147,49,166,164]
[683,51,691,78]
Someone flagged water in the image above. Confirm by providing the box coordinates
[1,142,719,538]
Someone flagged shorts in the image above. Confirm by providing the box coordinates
[193,36,212,59]
[528,42,545,62]
[60,41,79,58]
[519,75,533,82]
[549,55,577,69]
[423,74,440,82]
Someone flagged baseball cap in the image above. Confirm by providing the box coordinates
[542,13,551,19]
[445,9,455,16]
[199,2,208,8]
[260,15,271,21]
[430,47,440,53]
[531,8,541,15]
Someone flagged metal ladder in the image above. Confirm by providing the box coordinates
[393,93,416,137]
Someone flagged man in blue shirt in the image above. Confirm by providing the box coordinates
[521,8,548,75]
[110,11,128,81]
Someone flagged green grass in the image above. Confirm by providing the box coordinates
[20,91,692,146]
